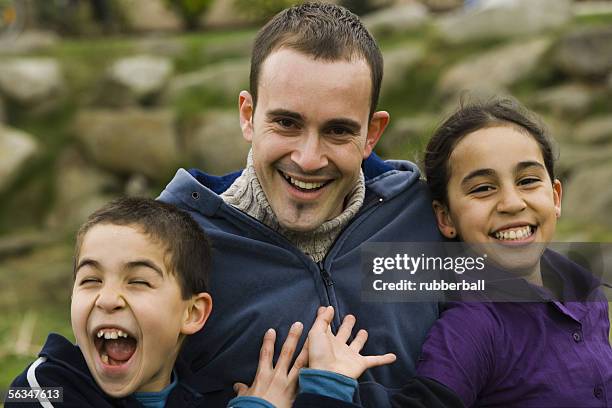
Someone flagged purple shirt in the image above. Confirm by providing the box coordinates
[416,251,612,408]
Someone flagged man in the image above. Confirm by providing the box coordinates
[159,3,445,407]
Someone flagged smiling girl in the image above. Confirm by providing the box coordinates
[411,99,612,407]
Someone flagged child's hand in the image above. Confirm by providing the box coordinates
[233,322,308,408]
[307,306,396,379]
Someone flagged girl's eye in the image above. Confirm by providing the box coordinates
[470,185,495,194]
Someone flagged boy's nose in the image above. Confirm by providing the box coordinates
[95,286,126,312]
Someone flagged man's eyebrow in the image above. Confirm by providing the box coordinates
[126,259,164,277]
[460,168,496,189]
[266,109,303,122]
[323,118,361,133]
[75,258,100,273]
[515,161,546,173]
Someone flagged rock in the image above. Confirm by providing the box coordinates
[377,114,437,159]
[121,0,182,32]
[104,55,174,105]
[554,27,612,79]
[532,84,599,118]
[166,59,249,103]
[563,164,612,228]
[0,125,39,194]
[0,58,63,106]
[573,116,612,145]
[381,43,425,97]
[363,3,429,38]
[181,110,249,174]
[436,0,571,44]
[73,109,180,182]
[0,30,60,55]
[437,38,551,96]
[47,148,121,231]
[556,144,612,180]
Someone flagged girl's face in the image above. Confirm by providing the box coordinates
[433,125,562,281]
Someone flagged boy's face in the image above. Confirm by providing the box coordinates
[71,224,206,397]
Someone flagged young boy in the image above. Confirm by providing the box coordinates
[5,197,398,408]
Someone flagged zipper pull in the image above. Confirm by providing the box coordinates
[318,262,334,286]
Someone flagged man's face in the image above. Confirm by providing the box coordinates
[239,48,388,232]
[71,224,210,397]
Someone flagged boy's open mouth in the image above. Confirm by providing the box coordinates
[93,328,137,367]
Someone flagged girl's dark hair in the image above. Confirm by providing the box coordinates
[424,98,556,206]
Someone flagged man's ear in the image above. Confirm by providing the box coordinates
[239,90,254,143]
[181,293,213,335]
[432,200,457,239]
[553,179,562,218]
[363,110,390,159]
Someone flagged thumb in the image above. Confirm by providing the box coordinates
[233,382,249,396]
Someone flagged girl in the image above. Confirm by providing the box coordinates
[414,99,612,407]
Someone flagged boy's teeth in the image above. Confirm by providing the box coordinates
[98,328,130,339]
[101,352,109,364]
[495,226,533,241]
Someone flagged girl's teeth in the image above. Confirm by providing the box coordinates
[495,226,532,240]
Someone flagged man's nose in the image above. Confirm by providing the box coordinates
[496,186,527,214]
[290,132,328,173]
[95,284,126,312]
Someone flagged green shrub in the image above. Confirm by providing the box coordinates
[164,0,215,30]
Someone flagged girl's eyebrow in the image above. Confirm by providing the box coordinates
[461,168,496,189]
[515,161,546,173]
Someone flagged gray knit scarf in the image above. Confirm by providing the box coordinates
[221,150,365,263]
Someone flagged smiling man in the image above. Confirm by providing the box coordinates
[159,3,445,406]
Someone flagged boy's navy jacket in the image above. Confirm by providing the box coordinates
[6,333,222,407]
[158,154,444,407]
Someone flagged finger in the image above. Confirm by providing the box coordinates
[233,382,249,396]
[336,314,356,344]
[277,322,303,373]
[288,338,309,381]
[349,329,368,352]
[363,353,397,368]
[310,306,334,336]
[257,328,276,374]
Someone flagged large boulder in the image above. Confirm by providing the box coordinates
[563,164,612,228]
[381,43,425,97]
[436,0,571,44]
[47,148,120,231]
[0,58,63,106]
[166,59,249,103]
[0,31,60,55]
[73,109,180,182]
[121,0,182,32]
[362,3,430,38]
[532,83,599,118]
[0,125,39,194]
[553,27,612,79]
[437,38,551,96]
[181,110,249,174]
[572,116,612,145]
[101,55,174,106]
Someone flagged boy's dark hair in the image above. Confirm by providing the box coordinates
[250,2,383,118]
[424,98,556,206]
[74,197,211,299]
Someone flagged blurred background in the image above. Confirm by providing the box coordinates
[0,0,611,394]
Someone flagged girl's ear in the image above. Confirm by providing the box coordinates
[553,179,562,218]
[432,200,457,239]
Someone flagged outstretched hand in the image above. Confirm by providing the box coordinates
[234,322,308,408]
[307,306,396,380]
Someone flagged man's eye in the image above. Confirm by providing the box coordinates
[328,127,355,137]
[518,177,540,186]
[276,118,296,128]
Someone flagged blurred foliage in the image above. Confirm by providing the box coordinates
[233,0,302,21]
[164,0,215,30]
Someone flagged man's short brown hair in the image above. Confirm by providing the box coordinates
[250,2,383,118]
